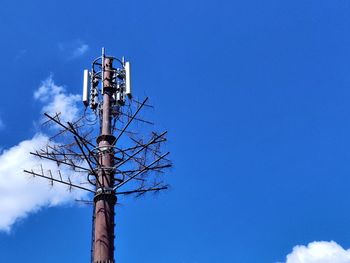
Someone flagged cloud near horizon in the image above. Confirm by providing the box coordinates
[280,241,350,263]
[0,76,88,232]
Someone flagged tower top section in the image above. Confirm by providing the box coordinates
[83,48,132,111]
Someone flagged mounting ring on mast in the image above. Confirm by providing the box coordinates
[91,145,124,161]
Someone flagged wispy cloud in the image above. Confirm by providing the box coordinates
[14,49,27,61]
[0,76,87,232]
[58,40,89,59]
[279,241,350,263]
[0,118,4,130]
[72,44,89,58]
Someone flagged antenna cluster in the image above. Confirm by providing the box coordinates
[83,48,132,110]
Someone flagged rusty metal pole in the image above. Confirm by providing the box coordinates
[93,57,116,263]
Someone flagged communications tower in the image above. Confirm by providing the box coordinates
[25,48,171,263]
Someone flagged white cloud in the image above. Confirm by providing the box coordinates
[0,76,88,232]
[34,74,81,122]
[281,241,350,263]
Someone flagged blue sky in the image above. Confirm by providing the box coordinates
[1,0,350,262]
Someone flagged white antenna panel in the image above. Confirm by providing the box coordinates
[83,69,89,106]
[125,61,132,98]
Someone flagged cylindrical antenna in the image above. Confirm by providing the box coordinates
[83,69,89,106]
[125,61,132,98]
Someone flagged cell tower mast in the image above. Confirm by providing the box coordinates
[25,48,171,263]
[93,53,116,262]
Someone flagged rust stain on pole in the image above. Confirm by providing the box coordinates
[93,57,116,263]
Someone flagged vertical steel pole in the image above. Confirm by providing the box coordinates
[93,57,116,263]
